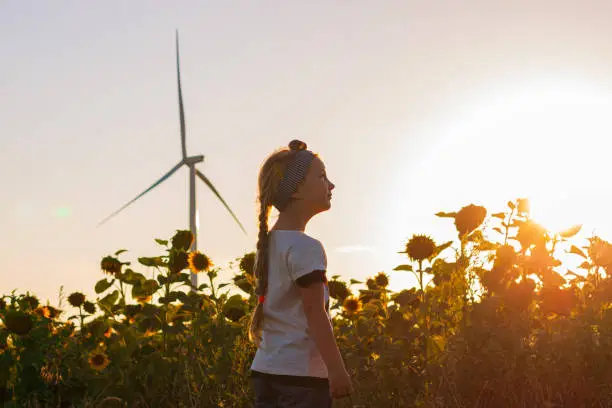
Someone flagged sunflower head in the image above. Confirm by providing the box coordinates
[374,272,389,288]
[83,301,96,315]
[517,198,530,214]
[366,278,378,290]
[328,280,351,301]
[67,292,86,308]
[454,204,487,238]
[393,288,420,309]
[168,251,189,274]
[342,296,362,316]
[35,306,51,319]
[33,305,61,320]
[47,306,61,319]
[188,251,212,273]
[88,350,110,371]
[405,235,437,262]
[4,310,33,335]
[495,245,517,269]
[588,237,612,267]
[222,295,247,322]
[233,274,254,294]
[239,252,256,275]
[171,230,194,251]
[516,220,547,249]
[23,295,39,310]
[101,256,122,276]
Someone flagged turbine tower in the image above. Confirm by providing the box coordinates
[99,31,246,289]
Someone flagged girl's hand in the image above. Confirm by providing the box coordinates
[329,368,353,399]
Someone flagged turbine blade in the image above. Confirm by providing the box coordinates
[176,30,187,159]
[98,161,184,226]
[196,169,247,234]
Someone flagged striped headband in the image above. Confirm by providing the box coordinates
[273,140,315,211]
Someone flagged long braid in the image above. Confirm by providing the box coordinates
[248,197,271,345]
[248,146,303,346]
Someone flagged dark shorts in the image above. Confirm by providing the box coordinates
[250,371,332,408]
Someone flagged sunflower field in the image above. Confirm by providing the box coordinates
[3,198,612,407]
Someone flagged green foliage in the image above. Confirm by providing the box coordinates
[2,206,612,407]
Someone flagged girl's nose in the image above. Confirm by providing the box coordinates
[329,181,335,191]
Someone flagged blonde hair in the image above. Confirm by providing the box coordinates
[248,145,316,345]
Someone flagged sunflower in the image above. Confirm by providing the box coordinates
[23,295,39,309]
[35,306,51,319]
[168,251,189,274]
[88,350,110,371]
[516,220,547,249]
[328,280,351,301]
[239,252,256,275]
[404,235,436,262]
[100,256,122,276]
[342,297,362,316]
[188,251,212,273]
[495,245,517,269]
[454,204,487,238]
[4,311,33,335]
[588,237,612,267]
[374,272,389,288]
[517,198,530,214]
[46,306,61,319]
[67,292,85,308]
[83,301,96,315]
[171,230,194,251]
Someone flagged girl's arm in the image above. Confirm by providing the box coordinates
[299,282,353,398]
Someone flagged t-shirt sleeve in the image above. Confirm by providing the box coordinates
[287,240,327,283]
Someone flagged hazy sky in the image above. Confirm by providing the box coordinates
[3,1,612,305]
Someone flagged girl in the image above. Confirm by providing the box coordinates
[248,140,353,407]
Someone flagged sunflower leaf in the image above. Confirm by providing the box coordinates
[393,264,413,272]
[431,241,454,259]
[569,245,587,259]
[138,257,166,267]
[122,269,146,285]
[155,239,169,246]
[114,249,128,256]
[95,279,114,294]
[559,225,582,239]
[99,290,119,309]
[435,212,457,218]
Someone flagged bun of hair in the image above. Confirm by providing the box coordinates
[288,140,307,151]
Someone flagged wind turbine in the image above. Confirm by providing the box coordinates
[99,31,247,289]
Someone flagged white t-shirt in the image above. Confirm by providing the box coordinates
[250,230,330,378]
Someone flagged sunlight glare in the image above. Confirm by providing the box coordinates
[420,78,612,240]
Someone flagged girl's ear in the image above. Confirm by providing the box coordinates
[291,184,305,200]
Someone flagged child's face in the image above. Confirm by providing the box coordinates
[292,157,335,214]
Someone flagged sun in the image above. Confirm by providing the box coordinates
[405,77,612,241]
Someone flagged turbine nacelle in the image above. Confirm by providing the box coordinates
[184,155,204,165]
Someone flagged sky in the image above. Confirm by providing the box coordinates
[3,1,612,305]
